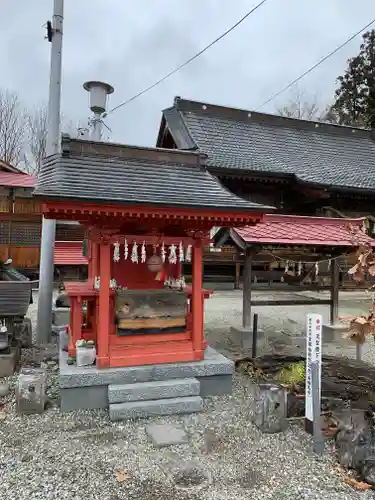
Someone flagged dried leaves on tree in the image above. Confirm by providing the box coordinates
[340,223,375,344]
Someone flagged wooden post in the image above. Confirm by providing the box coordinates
[87,239,93,279]
[68,296,82,357]
[176,261,182,279]
[242,247,252,329]
[192,239,204,353]
[330,259,339,325]
[234,263,241,289]
[91,241,99,278]
[97,241,111,368]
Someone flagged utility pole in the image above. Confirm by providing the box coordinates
[36,0,64,344]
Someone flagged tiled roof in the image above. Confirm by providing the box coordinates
[232,214,375,247]
[0,172,35,188]
[34,136,271,212]
[0,159,24,174]
[161,97,375,192]
[54,241,87,265]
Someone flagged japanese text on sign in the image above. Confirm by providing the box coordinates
[305,314,322,423]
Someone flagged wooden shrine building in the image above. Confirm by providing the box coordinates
[156,97,375,283]
[34,135,269,370]
[215,214,375,342]
[0,159,86,278]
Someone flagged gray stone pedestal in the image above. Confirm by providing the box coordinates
[230,325,264,352]
[0,347,19,378]
[52,308,70,327]
[322,323,350,343]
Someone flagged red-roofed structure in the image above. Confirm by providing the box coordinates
[0,172,36,188]
[0,159,25,174]
[215,215,375,341]
[54,241,88,266]
[233,214,375,248]
[0,158,85,271]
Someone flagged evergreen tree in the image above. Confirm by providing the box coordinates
[330,30,375,128]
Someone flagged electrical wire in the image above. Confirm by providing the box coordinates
[257,18,375,110]
[105,0,269,116]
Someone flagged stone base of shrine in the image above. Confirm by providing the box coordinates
[230,325,264,351]
[59,346,234,413]
[322,323,350,342]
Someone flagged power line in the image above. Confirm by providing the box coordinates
[257,18,375,110]
[106,0,269,116]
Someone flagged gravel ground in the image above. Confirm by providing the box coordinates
[1,289,375,500]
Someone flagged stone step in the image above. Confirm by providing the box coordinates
[109,395,203,421]
[108,378,200,404]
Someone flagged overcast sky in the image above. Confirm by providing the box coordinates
[1,0,374,146]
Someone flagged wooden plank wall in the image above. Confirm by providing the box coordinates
[0,194,42,268]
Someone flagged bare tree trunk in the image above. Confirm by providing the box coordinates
[0,89,25,166]
[25,105,48,174]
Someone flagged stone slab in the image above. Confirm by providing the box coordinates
[322,323,349,343]
[108,378,200,404]
[230,325,264,350]
[52,308,70,326]
[197,374,232,397]
[60,385,108,412]
[146,423,188,448]
[109,395,203,421]
[60,373,232,412]
[59,346,234,389]
[0,348,18,378]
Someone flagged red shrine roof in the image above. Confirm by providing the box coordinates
[229,214,375,247]
[0,172,35,188]
[54,241,88,266]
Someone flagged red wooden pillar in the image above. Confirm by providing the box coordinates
[97,241,111,368]
[68,296,82,357]
[191,239,204,356]
[87,239,93,279]
[91,241,99,278]
[176,262,182,279]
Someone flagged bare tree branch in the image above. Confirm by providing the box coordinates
[276,87,335,123]
[25,104,48,174]
[0,89,25,166]
[24,107,88,174]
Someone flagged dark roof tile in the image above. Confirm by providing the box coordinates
[34,136,271,212]
[162,97,375,192]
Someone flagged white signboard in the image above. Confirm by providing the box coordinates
[305,314,322,423]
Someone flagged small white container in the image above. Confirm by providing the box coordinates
[76,345,96,367]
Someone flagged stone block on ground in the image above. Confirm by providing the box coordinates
[60,385,108,412]
[230,325,264,351]
[59,346,234,389]
[146,423,188,447]
[108,378,200,404]
[322,323,349,343]
[197,374,232,397]
[0,348,18,378]
[109,395,203,421]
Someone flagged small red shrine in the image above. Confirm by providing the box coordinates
[35,135,269,369]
